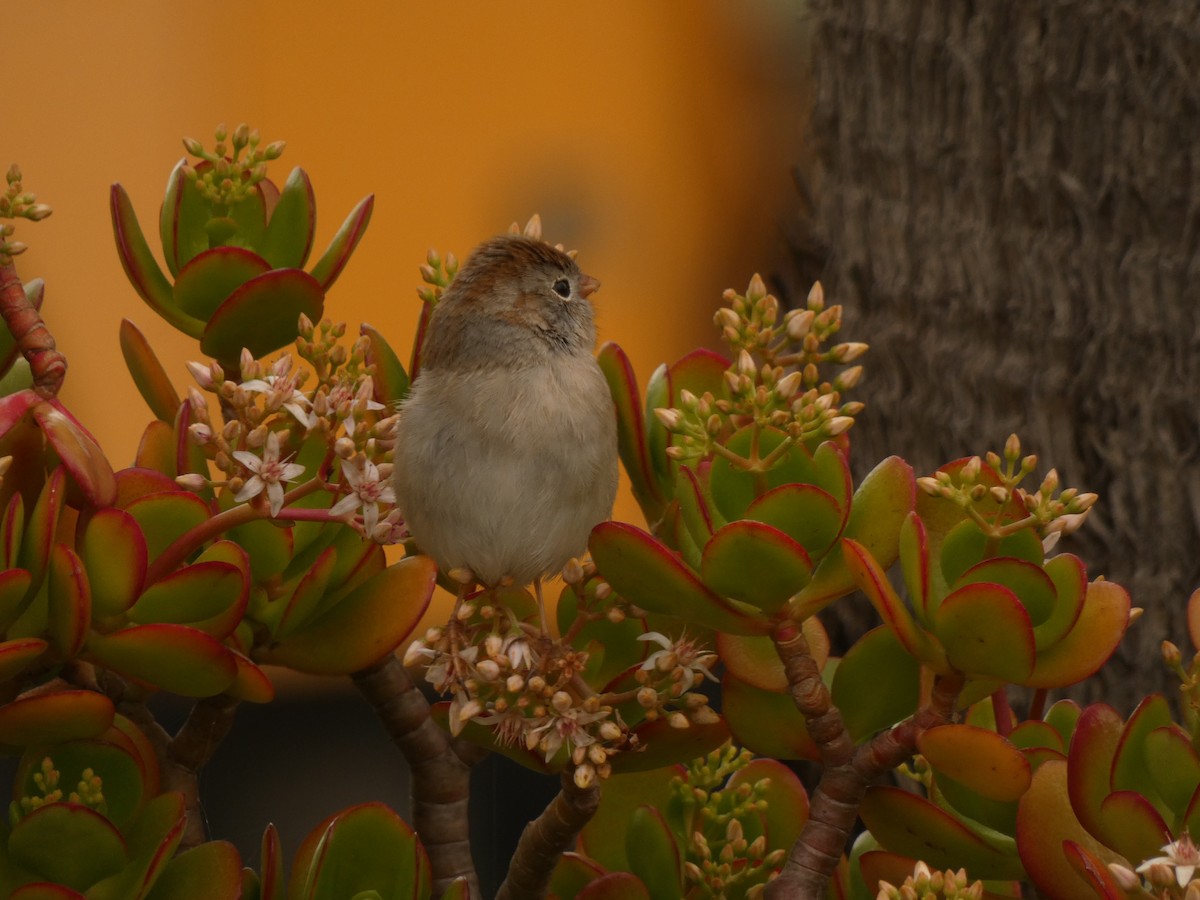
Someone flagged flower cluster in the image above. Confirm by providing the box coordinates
[1,164,53,264]
[181,122,286,209]
[1109,834,1200,899]
[405,570,720,789]
[13,757,106,820]
[875,861,983,900]
[655,277,866,467]
[180,315,400,541]
[916,433,1099,551]
[673,744,788,899]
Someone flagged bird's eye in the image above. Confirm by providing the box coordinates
[552,278,571,299]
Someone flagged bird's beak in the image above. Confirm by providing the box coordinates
[578,274,601,299]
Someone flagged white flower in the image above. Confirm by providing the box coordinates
[637,631,719,682]
[240,359,314,429]
[329,457,396,534]
[232,431,306,517]
[1137,833,1200,888]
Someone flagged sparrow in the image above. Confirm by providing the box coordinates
[392,233,618,600]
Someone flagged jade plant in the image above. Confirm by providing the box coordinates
[0,126,1195,900]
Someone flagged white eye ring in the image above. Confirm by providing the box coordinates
[552,278,571,299]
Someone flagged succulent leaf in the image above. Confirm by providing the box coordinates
[118,319,181,424]
[8,804,128,891]
[85,623,238,697]
[260,167,316,269]
[701,519,812,614]
[831,625,921,742]
[199,268,324,362]
[172,246,271,320]
[308,195,374,292]
[722,671,818,760]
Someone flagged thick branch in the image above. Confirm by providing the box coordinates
[168,693,241,848]
[353,653,481,899]
[765,621,964,899]
[0,261,66,398]
[495,770,600,900]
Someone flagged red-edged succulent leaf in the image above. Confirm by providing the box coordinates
[171,401,210,493]
[701,520,812,614]
[123,490,210,564]
[128,561,246,638]
[954,557,1057,626]
[674,466,715,550]
[578,873,652,900]
[1111,695,1174,811]
[200,268,324,362]
[159,159,196,275]
[8,803,128,890]
[112,182,203,336]
[935,582,1036,683]
[1045,699,1083,749]
[1035,553,1087,650]
[115,467,180,508]
[643,363,671,496]
[1144,725,1200,817]
[0,636,47,681]
[135,420,174,474]
[88,791,186,898]
[289,801,428,900]
[272,545,338,638]
[898,511,934,625]
[255,555,435,675]
[860,786,1023,879]
[118,319,181,424]
[717,616,830,693]
[360,323,410,406]
[260,167,316,269]
[625,805,683,900]
[259,823,284,900]
[918,724,1032,802]
[1,489,25,569]
[1016,761,1124,899]
[145,840,243,900]
[86,623,238,697]
[33,401,118,508]
[841,537,947,671]
[1062,841,1127,900]
[1067,704,1124,845]
[597,342,666,520]
[1027,580,1131,688]
[792,455,915,618]
[709,429,849,523]
[550,853,606,899]
[172,246,271,319]
[831,625,922,742]
[80,507,147,618]
[939,519,1044,591]
[727,758,810,850]
[19,465,67,589]
[9,885,89,899]
[590,522,769,636]
[309,194,374,291]
[1096,790,1171,866]
[225,649,275,703]
[1010,720,1066,755]
[0,567,34,633]
[580,767,681,873]
[108,713,162,797]
[722,671,818,760]
[615,715,731,773]
[0,690,115,745]
[48,544,91,657]
[745,482,845,560]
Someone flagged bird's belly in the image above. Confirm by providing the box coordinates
[394,360,617,585]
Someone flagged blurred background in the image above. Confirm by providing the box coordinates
[7,2,812,891]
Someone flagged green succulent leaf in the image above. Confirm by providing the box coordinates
[919,724,1031,802]
[360,324,410,406]
[1066,703,1123,847]
[579,767,681,874]
[145,840,243,900]
[934,581,1036,683]
[860,785,1024,880]
[831,625,921,742]
[1026,580,1130,689]
[722,672,818,760]
[549,853,606,900]
[8,804,127,891]
[1110,695,1173,814]
[254,555,436,675]
[709,429,849,523]
[1033,553,1087,650]
[625,805,683,900]
[33,401,118,508]
[87,792,186,900]
[613,715,731,773]
[48,543,91,657]
[173,246,271,320]
[260,167,316,269]
[0,567,34,634]
[79,507,147,618]
[557,583,648,689]
[19,465,67,594]
[0,635,47,681]
[118,319,181,424]
[85,623,238,697]
[0,690,115,746]
[674,466,715,551]
[597,342,666,521]
[701,520,812,614]
[578,873,652,900]
[128,560,247,638]
[309,195,374,292]
[590,522,769,636]
[744,482,845,560]
[200,268,324,362]
[273,545,338,639]
[159,159,207,275]
[111,182,203,337]
[1144,725,1200,818]
[123,490,210,564]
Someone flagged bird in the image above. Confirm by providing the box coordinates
[392,232,618,615]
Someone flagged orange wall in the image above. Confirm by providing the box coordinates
[9,2,807,628]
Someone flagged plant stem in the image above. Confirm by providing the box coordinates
[494,770,601,900]
[0,261,66,398]
[352,653,483,899]
[169,694,241,848]
[765,619,964,899]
